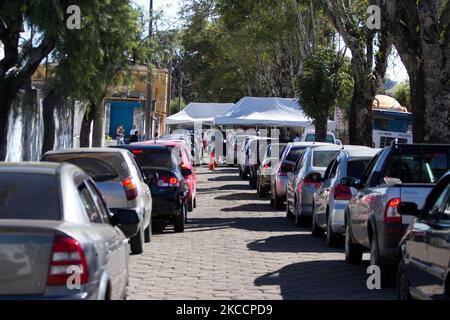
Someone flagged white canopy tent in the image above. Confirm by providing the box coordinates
[214,97,329,128]
[166,102,235,126]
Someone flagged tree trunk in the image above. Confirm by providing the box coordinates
[0,95,11,161]
[80,109,93,148]
[92,100,105,148]
[315,113,328,142]
[42,91,58,155]
[349,78,374,147]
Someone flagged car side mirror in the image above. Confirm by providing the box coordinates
[341,177,361,189]
[110,209,141,238]
[398,202,421,217]
[181,168,192,177]
[309,172,323,182]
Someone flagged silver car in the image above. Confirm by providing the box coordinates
[42,148,152,255]
[271,142,330,209]
[288,145,349,226]
[0,163,136,299]
[311,147,380,246]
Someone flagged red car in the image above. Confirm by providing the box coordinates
[136,140,197,212]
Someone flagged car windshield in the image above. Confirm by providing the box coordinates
[313,150,340,168]
[384,149,449,183]
[286,147,307,162]
[0,173,61,220]
[44,153,129,182]
[347,159,370,178]
[132,148,175,170]
[305,134,334,144]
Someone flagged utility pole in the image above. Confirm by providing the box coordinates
[166,58,173,134]
[178,64,183,112]
[145,0,154,140]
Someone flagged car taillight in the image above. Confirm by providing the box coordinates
[122,177,138,201]
[333,184,353,200]
[278,163,293,176]
[303,176,322,189]
[385,198,402,224]
[131,150,144,155]
[47,235,88,286]
[157,176,179,187]
[263,163,271,169]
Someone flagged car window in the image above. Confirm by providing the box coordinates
[323,159,336,180]
[44,153,130,182]
[361,151,382,186]
[286,147,307,163]
[132,148,174,170]
[443,187,450,221]
[78,183,102,224]
[293,154,305,173]
[384,149,449,183]
[0,173,61,220]
[329,159,339,179]
[86,180,110,223]
[427,183,450,219]
[347,159,370,178]
[312,150,339,168]
[305,134,334,143]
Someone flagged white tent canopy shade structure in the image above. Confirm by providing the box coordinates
[214,97,334,129]
[166,102,235,125]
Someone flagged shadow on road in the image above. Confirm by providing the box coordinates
[188,216,301,233]
[208,175,243,182]
[254,260,395,300]
[221,203,276,213]
[247,234,342,254]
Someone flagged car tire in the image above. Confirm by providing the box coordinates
[370,232,392,286]
[345,222,363,265]
[144,223,152,243]
[311,210,324,237]
[188,197,194,212]
[326,213,341,247]
[130,226,144,255]
[174,203,186,233]
[286,198,294,219]
[193,197,197,208]
[274,193,284,210]
[397,257,412,300]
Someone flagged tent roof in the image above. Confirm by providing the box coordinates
[214,97,315,127]
[166,103,235,125]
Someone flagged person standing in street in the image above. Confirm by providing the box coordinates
[130,125,137,136]
[130,130,139,143]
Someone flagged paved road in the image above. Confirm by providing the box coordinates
[128,167,395,300]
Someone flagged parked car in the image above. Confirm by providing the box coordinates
[134,140,197,212]
[0,163,136,299]
[343,143,450,284]
[112,144,189,233]
[42,148,152,255]
[256,143,287,197]
[300,130,341,145]
[396,171,450,300]
[248,137,275,189]
[270,142,330,210]
[311,147,380,246]
[286,145,343,227]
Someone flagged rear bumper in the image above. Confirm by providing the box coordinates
[0,283,101,300]
[151,197,181,220]
[259,174,271,189]
[275,176,288,197]
[329,201,348,234]
[298,188,318,216]
[376,222,405,266]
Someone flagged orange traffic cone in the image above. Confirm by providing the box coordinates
[209,151,217,171]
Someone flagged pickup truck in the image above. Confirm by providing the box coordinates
[343,143,450,283]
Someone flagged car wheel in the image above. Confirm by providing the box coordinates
[130,225,144,255]
[193,197,197,208]
[345,222,363,265]
[174,203,186,233]
[311,209,324,237]
[397,257,412,300]
[370,232,392,286]
[326,213,341,247]
[144,222,152,243]
[187,197,194,212]
[286,198,294,219]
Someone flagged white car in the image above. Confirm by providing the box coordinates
[300,130,341,145]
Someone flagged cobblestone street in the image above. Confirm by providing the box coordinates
[129,167,396,300]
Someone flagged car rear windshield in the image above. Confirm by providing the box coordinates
[0,173,61,220]
[44,153,130,182]
[384,149,449,183]
[286,147,307,162]
[132,148,175,169]
[347,159,370,178]
[305,134,334,144]
[313,150,339,168]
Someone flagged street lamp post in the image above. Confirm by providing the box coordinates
[145,0,154,140]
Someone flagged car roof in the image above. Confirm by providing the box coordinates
[288,142,332,147]
[343,148,381,158]
[133,140,187,148]
[0,162,78,175]
[45,148,130,156]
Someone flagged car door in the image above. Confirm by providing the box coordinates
[422,180,450,299]
[287,156,302,208]
[130,155,152,228]
[315,158,338,227]
[85,180,129,300]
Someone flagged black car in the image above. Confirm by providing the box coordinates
[112,144,190,233]
[397,171,450,300]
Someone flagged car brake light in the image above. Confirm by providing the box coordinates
[122,177,138,200]
[132,150,144,155]
[47,235,88,286]
[303,176,322,189]
[157,176,179,187]
[385,198,402,224]
[333,184,353,200]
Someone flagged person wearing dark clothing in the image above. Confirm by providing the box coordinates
[130,131,139,143]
